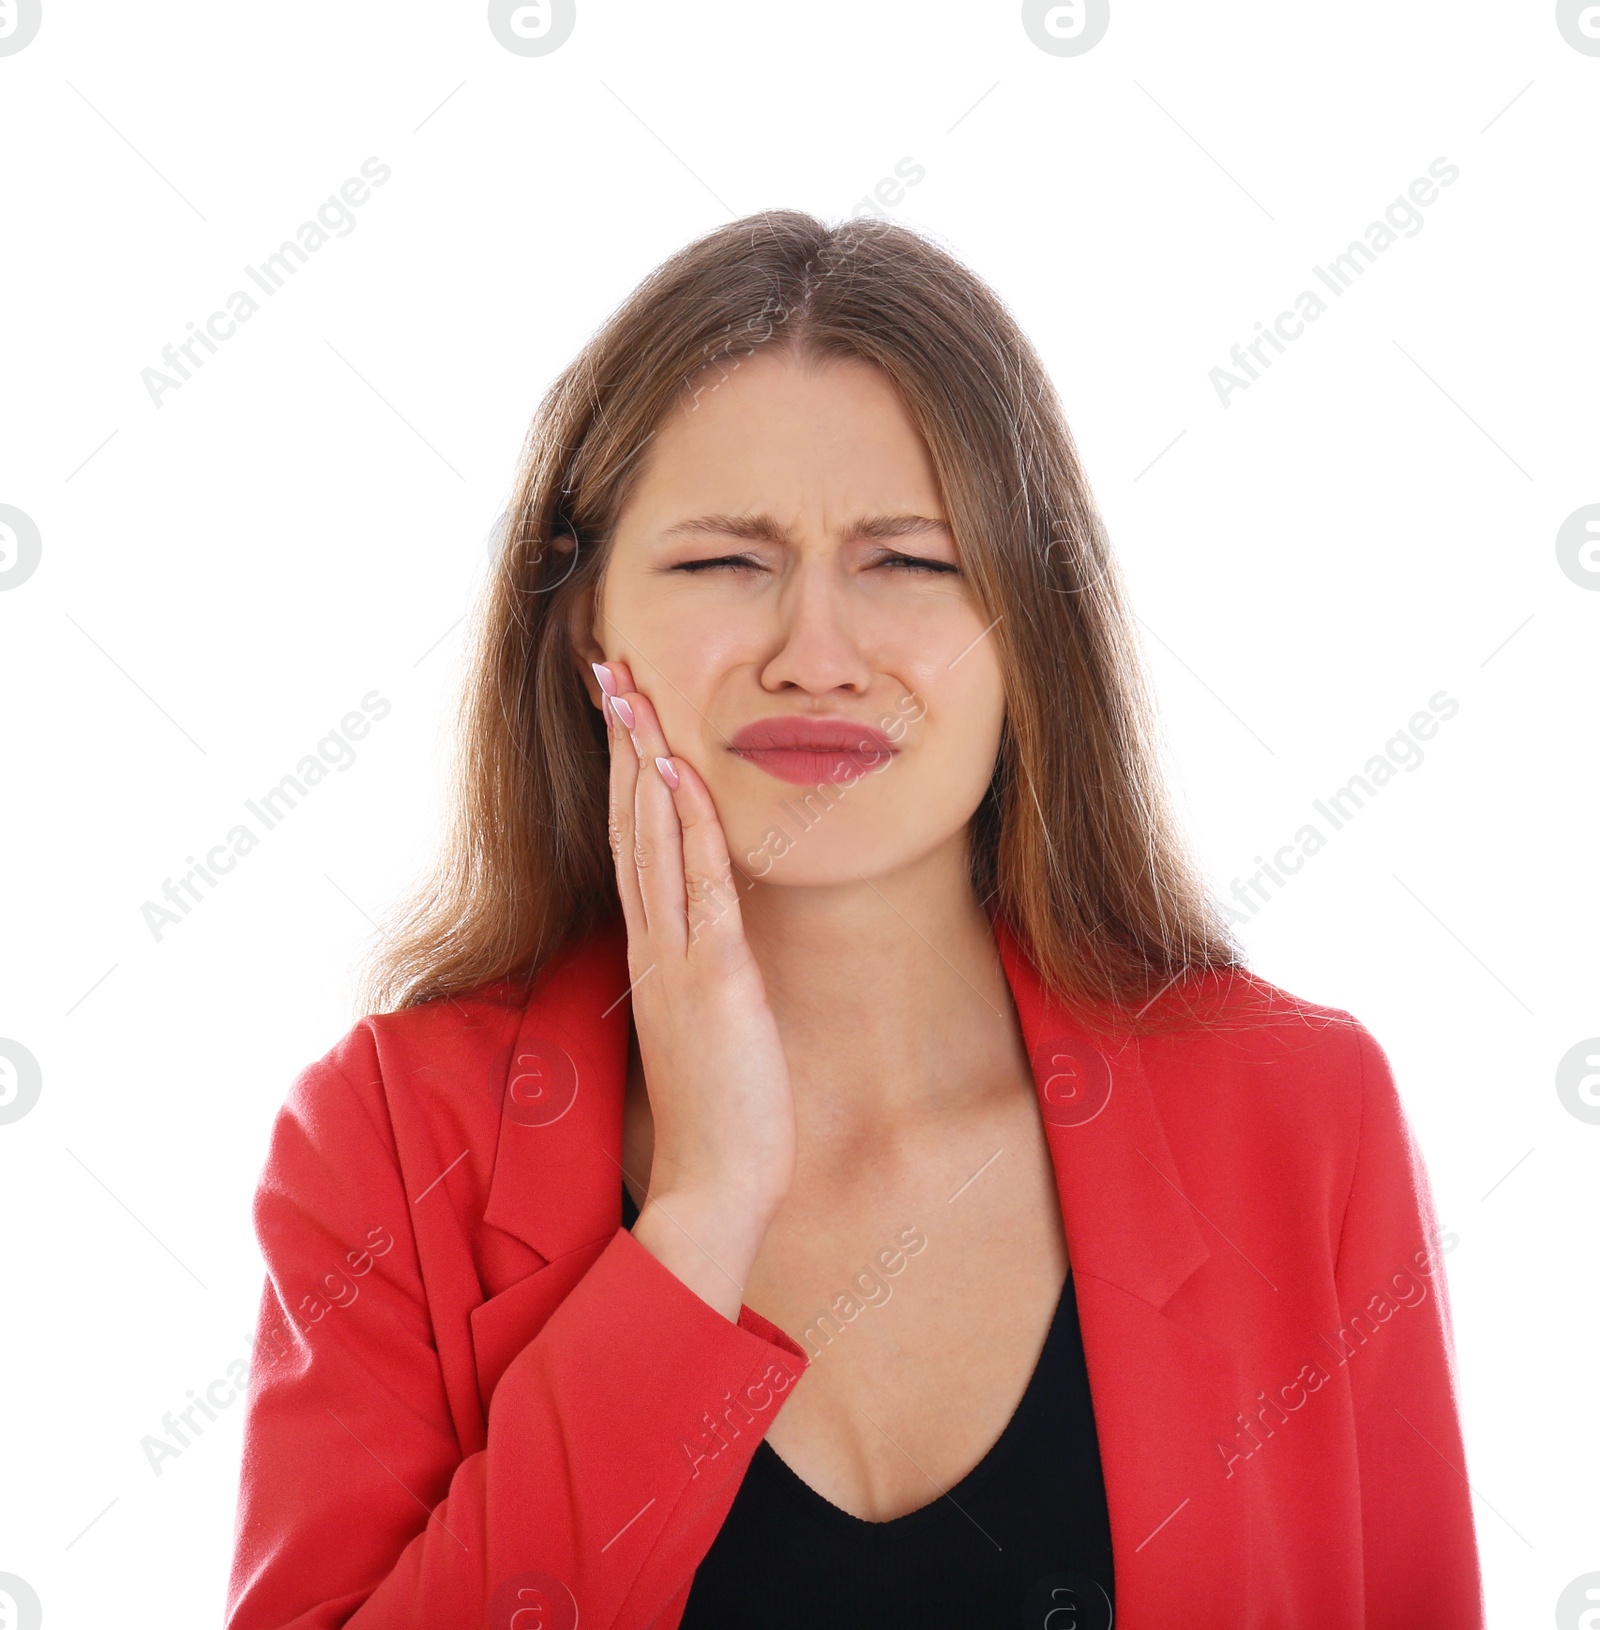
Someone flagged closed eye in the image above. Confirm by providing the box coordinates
[880,553,960,575]
[669,554,760,574]
[670,553,959,576]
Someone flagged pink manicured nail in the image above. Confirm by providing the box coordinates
[591,662,618,697]
[655,756,680,790]
[609,695,635,730]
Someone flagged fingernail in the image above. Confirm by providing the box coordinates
[610,695,635,730]
[655,756,680,790]
[592,662,618,697]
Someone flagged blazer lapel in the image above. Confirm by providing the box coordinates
[468,921,633,1402]
[481,916,633,1264]
[995,917,1251,1616]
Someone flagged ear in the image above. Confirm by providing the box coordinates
[565,576,610,715]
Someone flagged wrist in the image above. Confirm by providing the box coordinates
[647,1156,790,1222]
[630,1186,775,1322]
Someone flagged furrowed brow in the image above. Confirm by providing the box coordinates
[657,512,953,544]
[656,512,790,544]
[845,515,953,544]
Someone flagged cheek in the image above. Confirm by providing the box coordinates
[604,579,727,709]
[924,693,1005,807]
[904,647,1006,775]
[927,698,1005,817]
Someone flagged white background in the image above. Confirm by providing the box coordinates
[1,2,1596,1624]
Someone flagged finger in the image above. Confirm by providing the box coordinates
[605,681,648,940]
[619,686,688,956]
[668,753,749,961]
[605,656,640,714]
[602,660,648,773]
[593,656,639,731]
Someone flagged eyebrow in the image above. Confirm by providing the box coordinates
[655,512,954,546]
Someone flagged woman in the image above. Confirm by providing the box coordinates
[224,212,1484,1628]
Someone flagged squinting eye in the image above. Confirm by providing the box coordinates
[882,554,959,575]
[670,553,959,576]
[672,555,760,573]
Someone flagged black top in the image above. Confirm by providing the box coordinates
[620,1181,1115,1629]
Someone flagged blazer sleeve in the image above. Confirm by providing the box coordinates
[224,1038,810,1630]
[1332,1018,1484,1628]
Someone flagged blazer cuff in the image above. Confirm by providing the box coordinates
[735,1298,804,1357]
[602,1223,809,1368]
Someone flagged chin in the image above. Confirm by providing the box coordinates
[728,816,928,890]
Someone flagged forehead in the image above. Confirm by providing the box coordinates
[616,349,945,537]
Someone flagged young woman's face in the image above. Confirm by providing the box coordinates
[584,348,1006,887]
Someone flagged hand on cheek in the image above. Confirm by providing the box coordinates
[589,654,797,1320]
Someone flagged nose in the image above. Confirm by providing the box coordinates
[756,554,874,696]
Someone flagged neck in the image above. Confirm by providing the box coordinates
[734,837,1023,1137]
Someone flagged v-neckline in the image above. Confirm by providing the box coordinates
[618,1176,1078,1537]
[748,1266,1076,1538]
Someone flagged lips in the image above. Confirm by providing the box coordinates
[729,716,900,786]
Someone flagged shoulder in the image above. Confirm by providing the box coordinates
[261,979,530,1199]
[256,921,628,1232]
[363,978,532,1106]
[1149,962,1386,1090]
[1136,963,1399,1191]
[292,977,528,1105]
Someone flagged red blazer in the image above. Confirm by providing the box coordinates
[225,915,1484,1628]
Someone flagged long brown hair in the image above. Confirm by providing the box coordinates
[361,210,1246,1033]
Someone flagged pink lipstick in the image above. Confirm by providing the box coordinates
[728,716,899,786]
